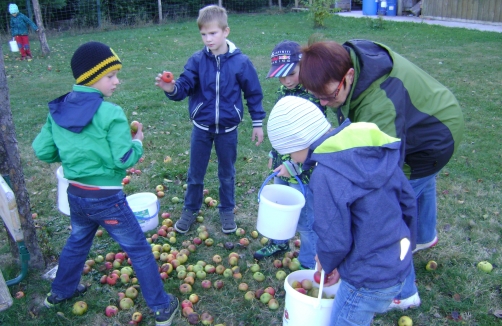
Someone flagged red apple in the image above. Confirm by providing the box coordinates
[238,283,249,291]
[187,312,200,325]
[181,299,193,309]
[105,305,119,317]
[213,280,224,289]
[179,283,192,294]
[131,311,143,323]
[264,286,276,297]
[200,312,214,325]
[95,229,104,237]
[201,280,212,289]
[161,212,171,219]
[162,71,173,83]
[14,291,24,299]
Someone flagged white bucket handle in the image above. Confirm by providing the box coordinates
[257,171,305,202]
[132,200,159,221]
[314,266,326,309]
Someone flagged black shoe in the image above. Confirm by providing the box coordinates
[220,211,237,234]
[174,210,197,234]
[155,294,179,326]
[253,242,289,260]
[44,283,87,308]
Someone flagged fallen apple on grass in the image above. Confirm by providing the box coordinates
[477,261,493,273]
[72,301,88,315]
[398,315,413,326]
[425,260,438,271]
[105,305,119,317]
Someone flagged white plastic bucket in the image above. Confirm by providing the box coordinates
[126,192,159,232]
[9,40,19,52]
[283,269,340,326]
[56,166,70,215]
[256,182,305,240]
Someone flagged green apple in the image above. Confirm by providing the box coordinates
[425,260,438,271]
[477,261,493,273]
[398,315,413,326]
[253,272,265,282]
[72,301,88,315]
[276,270,287,280]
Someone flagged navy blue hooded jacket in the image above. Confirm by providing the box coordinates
[309,120,417,289]
[166,40,265,133]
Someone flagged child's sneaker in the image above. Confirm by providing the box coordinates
[412,236,438,253]
[387,292,421,311]
[220,211,237,234]
[44,284,87,308]
[174,210,197,234]
[253,242,289,260]
[155,294,179,326]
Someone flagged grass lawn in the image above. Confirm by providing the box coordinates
[1,10,502,326]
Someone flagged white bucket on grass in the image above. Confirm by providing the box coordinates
[56,166,70,215]
[9,40,19,52]
[283,269,340,326]
[256,184,305,240]
[126,192,159,232]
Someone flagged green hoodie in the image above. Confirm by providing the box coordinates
[32,85,142,187]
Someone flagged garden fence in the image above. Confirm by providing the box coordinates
[2,0,298,35]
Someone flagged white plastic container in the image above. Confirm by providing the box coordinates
[283,269,340,326]
[256,184,305,240]
[56,166,70,215]
[9,40,19,52]
[126,192,159,232]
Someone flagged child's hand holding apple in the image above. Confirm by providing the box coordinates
[155,71,175,93]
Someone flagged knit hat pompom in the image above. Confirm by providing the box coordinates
[268,96,331,155]
[9,3,19,14]
[71,41,122,86]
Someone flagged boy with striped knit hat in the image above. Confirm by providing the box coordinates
[33,42,179,326]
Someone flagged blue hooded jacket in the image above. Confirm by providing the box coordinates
[165,40,265,133]
[308,120,417,289]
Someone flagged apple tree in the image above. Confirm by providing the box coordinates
[0,46,45,269]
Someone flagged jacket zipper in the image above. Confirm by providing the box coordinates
[215,56,221,133]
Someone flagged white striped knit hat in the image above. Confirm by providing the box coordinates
[267,96,331,155]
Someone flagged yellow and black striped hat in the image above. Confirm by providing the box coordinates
[71,41,122,86]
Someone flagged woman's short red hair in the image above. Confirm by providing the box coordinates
[299,41,353,96]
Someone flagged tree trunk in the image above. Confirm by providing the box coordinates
[31,0,50,55]
[0,46,46,270]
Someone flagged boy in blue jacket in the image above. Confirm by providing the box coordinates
[268,96,420,325]
[33,42,178,326]
[155,5,265,234]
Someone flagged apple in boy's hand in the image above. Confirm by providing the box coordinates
[162,71,173,83]
[130,121,140,134]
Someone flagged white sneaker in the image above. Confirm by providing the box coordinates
[412,236,438,253]
[387,292,421,311]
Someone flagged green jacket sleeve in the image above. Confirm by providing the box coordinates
[32,115,61,163]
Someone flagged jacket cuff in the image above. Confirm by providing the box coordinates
[283,160,301,176]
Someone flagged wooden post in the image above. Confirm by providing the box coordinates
[279,0,282,10]
[158,0,162,23]
[398,0,403,16]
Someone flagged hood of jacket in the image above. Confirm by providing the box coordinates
[48,85,103,133]
[310,119,402,190]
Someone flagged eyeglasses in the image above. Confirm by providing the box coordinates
[312,75,346,102]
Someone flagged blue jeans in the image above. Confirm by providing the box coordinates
[270,177,317,269]
[51,191,172,312]
[409,173,438,244]
[330,279,404,326]
[184,127,237,213]
[394,262,418,299]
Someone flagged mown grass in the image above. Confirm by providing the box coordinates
[1,10,502,326]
